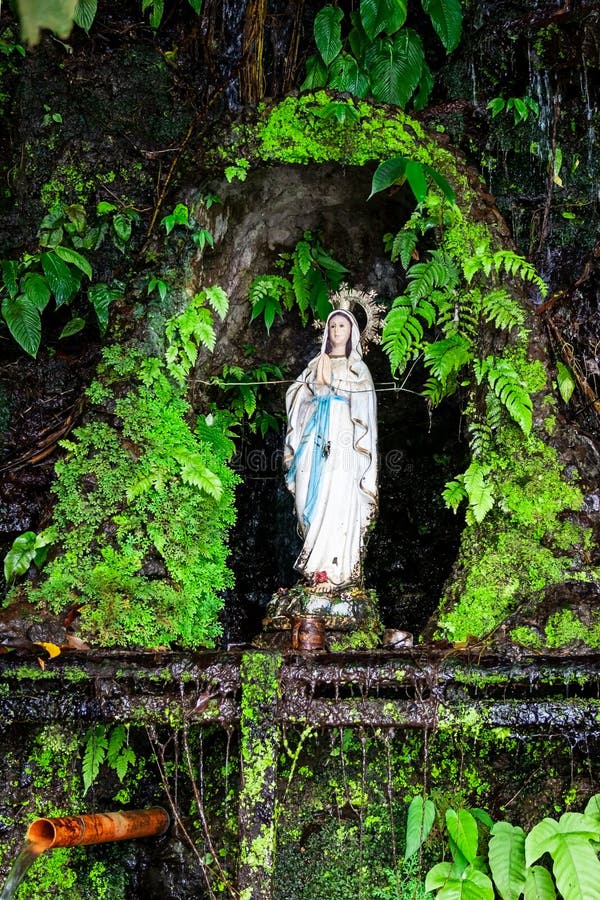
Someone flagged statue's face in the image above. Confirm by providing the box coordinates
[328,315,351,351]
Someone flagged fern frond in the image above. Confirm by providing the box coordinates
[484,357,533,434]
[442,476,467,512]
[389,230,418,268]
[481,287,525,332]
[463,460,495,524]
[381,301,424,373]
[422,375,449,406]
[423,334,473,381]
[468,421,492,458]
[83,724,108,795]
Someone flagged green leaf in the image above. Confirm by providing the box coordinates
[97,200,117,216]
[405,795,436,858]
[439,868,494,900]
[187,0,202,12]
[556,360,575,404]
[54,245,92,279]
[175,451,223,500]
[369,156,409,198]
[73,0,96,31]
[487,97,506,117]
[368,29,425,108]
[22,272,51,311]
[424,163,456,202]
[2,259,19,298]
[82,724,108,795]
[446,809,479,863]
[17,0,77,45]
[88,282,122,335]
[2,295,41,357]
[425,861,453,892]
[488,821,527,900]
[423,334,473,381]
[360,0,407,41]
[327,55,369,97]
[462,460,494,524]
[404,158,428,203]
[59,316,86,338]
[422,0,462,52]
[113,212,132,243]
[4,531,38,581]
[442,476,468,512]
[300,54,329,90]
[523,866,556,900]
[204,285,229,319]
[584,794,600,821]
[40,251,81,306]
[314,5,343,65]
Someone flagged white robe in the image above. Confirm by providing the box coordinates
[284,314,378,587]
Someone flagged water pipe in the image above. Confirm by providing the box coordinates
[26,807,170,852]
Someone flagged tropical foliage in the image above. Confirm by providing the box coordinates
[303,0,463,109]
[415,794,600,900]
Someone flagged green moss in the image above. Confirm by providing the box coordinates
[509,626,543,648]
[544,608,600,649]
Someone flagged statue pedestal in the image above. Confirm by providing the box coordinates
[257,584,382,651]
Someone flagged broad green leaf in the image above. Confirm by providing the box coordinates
[22,272,51,311]
[41,251,81,306]
[488,821,526,900]
[425,163,456,202]
[55,245,92,278]
[89,282,122,335]
[368,29,425,108]
[97,200,117,215]
[2,259,19,298]
[405,158,428,203]
[552,833,600,900]
[487,97,505,117]
[73,0,96,31]
[60,316,86,338]
[4,531,37,581]
[369,156,408,198]
[446,809,479,863]
[425,861,453,891]
[360,0,407,40]
[17,0,77,45]
[584,794,600,821]
[556,360,575,404]
[525,813,600,866]
[413,60,434,110]
[405,795,436,858]
[187,0,202,12]
[113,212,132,243]
[2,295,41,357]
[327,54,370,96]
[422,0,462,51]
[300,54,329,90]
[314,5,343,65]
[524,866,556,900]
[433,867,494,900]
[471,808,495,829]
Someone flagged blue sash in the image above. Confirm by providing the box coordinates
[286,393,345,527]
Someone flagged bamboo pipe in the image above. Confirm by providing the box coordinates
[26,808,169,852]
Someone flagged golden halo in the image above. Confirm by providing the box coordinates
[328,284,386,352]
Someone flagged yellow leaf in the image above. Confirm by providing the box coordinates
[37,657,46,671]
[34,641,62,658]
[553,174,563,187]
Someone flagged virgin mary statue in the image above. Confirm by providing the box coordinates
[284,308,378,592]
